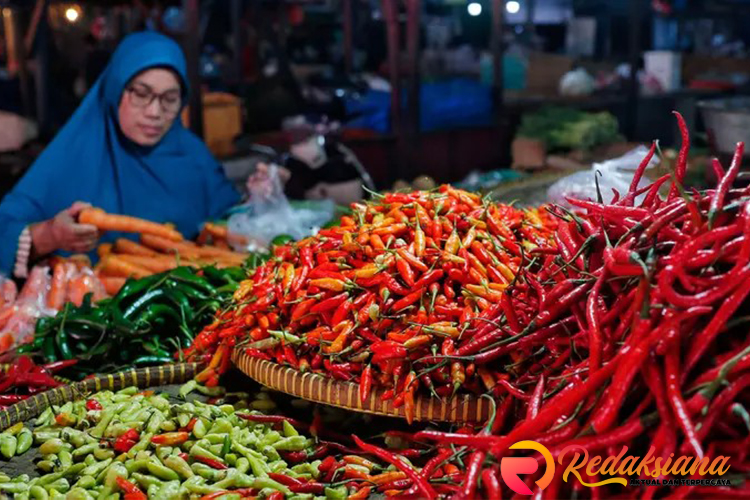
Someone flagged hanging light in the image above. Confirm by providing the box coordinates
[65,5,82,23]
[467,2,482,16]
[506,1,521,14]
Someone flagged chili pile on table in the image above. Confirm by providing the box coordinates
[184,185,559,420]
[181,113,750,498]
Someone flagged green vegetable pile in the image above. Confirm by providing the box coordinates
[19,267,250,377]
[1,386,333,500]
[517,106,623,152]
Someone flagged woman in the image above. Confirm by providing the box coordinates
[0,31,240,277]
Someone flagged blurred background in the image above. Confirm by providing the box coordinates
[2,0,750,195]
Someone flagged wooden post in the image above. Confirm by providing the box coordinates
[231,0,243,84]
[626,0,643,139]
[342,0,353,74]
[24,0,46,54]
[382,0,401,138]
[491,0,504,125]
[405,0,420,137]
[34,6,51,134]
[3,6,31,117]
[183,0,204,137]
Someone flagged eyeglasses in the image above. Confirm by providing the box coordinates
[126,83,182,114]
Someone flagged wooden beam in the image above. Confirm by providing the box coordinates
[3,7,30,117]
[382,0,401,137]
[405,0,420,137]
[34,7,51,134]
[491,0,504,125]
[24,0,46,54]
[342,0,353,74]
[231,0,243,84]
[626,0,643,139]
[183,0,204,137]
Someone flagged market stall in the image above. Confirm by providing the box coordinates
[0,111,746,500]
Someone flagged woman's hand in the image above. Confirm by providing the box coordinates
[30,202,100,257]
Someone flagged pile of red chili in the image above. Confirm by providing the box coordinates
[0,356,72,407]
[185,113,750,498]
[184,186,559,421]
[362,113,750,498]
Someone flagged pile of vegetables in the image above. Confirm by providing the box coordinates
[331,114,750,498]
[185,186,559,420]
[517,106,623,152]
[0,385,365,500]
[19,266,248,377]
[76,207,250,295]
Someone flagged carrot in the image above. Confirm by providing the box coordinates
[99,276,127,296]
[79,207,184,242]
[0,279,17,308]
[141,234,203,257]
[97,243,113,260]
[47,262,75,310]
[114,238,159,257]
[140,234,247,263]
[100,255,152,279]
[117,254,196,273]
[203,222,228,240]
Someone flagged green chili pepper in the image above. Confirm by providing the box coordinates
[220,435,231,457]
[252,477,290,494]
[130,472,163,490]
[123,289,170,320]
[0,481,29,493]
[169,267,218,295]
[29,485,49,500]
[16,429,32,455]
[146,460,180,481]
[0,434,17,459]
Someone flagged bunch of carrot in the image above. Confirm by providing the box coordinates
[78,208,249,294]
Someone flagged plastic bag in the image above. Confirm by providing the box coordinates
[0,266,53,349]
[227,164,335,250]
[547,146,659,207]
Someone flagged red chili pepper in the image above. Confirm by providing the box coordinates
[360,364,373,404]
[41,359,78,373]
[353,435,437,499]
[151,432,189,446]
[289,482,326,494]
[85,399,102,411]
[113,428,140,454]
[193,454,227,470]
[391,288,424,312]
[310,292,349,314]
[116,477,147,500]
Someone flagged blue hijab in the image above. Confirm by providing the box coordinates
[0,32,240,275]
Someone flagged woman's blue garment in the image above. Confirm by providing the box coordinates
[0,31,240,275]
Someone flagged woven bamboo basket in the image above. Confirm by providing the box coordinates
[0,362,200,431]
[232,349,491,423]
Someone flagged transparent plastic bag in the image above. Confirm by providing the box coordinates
[547,146,659,207]
[227,164,335,250]
[1,266,53,348]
